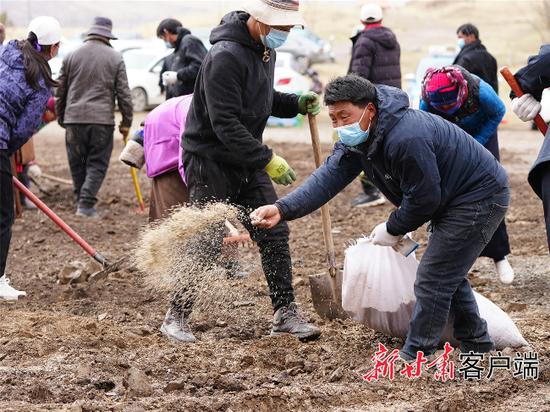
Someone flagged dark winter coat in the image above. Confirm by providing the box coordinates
[420,68,505,145]
[163,28,207,98]
[514,44,550,199]
[0,40,51,154]
[348,26,401,88]
[56,36,133,128]
[181,11,300,169]
[275,85,508,236]
[453,39,498,93]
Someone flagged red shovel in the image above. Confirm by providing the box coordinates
[12,176,109,267]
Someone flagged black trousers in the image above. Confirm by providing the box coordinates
[175,152,295,314]
[65,124,114,208]
[480,133,511,261]
[541,166,550,251]
[0,150,14,278]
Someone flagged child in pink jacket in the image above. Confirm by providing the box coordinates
[120,95,192,221]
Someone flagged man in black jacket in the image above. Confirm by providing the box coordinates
[157,18,207,98]
[347,3,400,208]
[453,23,498,93]
[510,44,550,252]
[160,0,322,344]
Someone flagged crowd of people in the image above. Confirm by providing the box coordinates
[1,0,549,363]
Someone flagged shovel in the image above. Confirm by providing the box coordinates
[306,114,349,320]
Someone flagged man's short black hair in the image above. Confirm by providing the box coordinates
[156,18,182,37]
[324,74,377,107]
[457,23,479,39]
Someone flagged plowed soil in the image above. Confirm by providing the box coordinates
[1,124,548,411]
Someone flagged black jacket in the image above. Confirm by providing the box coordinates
[276,86,508,236]
[348,26,401,88]
[162,28,207,98]
[514,44,550,199]
[453,39,498,93]
[181,11,300,169]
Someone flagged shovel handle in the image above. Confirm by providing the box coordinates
[123,134,146,211]
[12,176,108,266]
[307,114,338,281]
[500,66,548,135]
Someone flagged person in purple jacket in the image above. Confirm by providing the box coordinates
[0,16,61,301]
[119,95,191,222]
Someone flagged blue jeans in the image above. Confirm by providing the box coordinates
[400,187,510,360]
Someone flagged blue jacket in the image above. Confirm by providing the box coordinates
[0,40,51,154]
[276,86,509,236]
[420,75,505,146]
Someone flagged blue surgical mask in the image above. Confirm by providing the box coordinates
[457,38,465,49]
[165,40,174,49]
[260,27,289,49]
[335,107,371,146]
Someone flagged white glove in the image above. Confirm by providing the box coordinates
[27,164,42,180]
[370,221,401,247]
[511,94,542,122]
[162,71,178,86]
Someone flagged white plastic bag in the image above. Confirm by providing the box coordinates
[342,238,528,349]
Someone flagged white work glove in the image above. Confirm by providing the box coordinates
[27,164,42,180]
[511,93,542,122]
[370,221,401,247]
[162,71,178,86]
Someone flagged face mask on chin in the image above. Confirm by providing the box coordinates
[335,106,372,146]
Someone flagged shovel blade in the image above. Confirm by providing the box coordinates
[309,273,349,320]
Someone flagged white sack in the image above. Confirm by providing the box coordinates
[342,238,528,349]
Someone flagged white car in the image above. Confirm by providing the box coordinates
[268,52,312,127]
[123,48,171,112]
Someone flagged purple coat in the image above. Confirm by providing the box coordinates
[0,40,51,154]
[143,95,192,180]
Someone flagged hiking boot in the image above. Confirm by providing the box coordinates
[76,206,99,219]
[160,308,196,343]
[271,302,321,341]
[351,190,386,208]
[0,276,27,301]
[495,257,514,284]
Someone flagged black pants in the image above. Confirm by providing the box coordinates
[65,124,114,208]
[541,166,550,251]
[176,152,295,314]
[479,133,511,261]
[360,174,378,195]
[0,150,14,278]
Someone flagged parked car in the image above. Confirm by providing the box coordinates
[123,48,171,112]
[279,28,335,66]
[405,46,456,109]
[268,52,313,127]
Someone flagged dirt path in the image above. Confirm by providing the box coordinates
[0,123,548,411]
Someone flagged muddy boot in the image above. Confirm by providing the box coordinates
[160,308,196,343]
[271,302,321,341]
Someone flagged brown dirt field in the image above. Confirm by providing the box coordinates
[0,124,549,411]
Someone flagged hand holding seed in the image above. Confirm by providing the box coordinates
[250,205,281,229]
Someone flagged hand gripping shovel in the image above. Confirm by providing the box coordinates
[306,114,349,320]
[12,177,125,280]
[500,66,548,135]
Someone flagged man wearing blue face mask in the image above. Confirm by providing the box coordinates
[164,0,321,344]
[251,74,510,361]
[453,23,498,93]
[156,18,207,99]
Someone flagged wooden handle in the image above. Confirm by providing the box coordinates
[500,66,548,135]
[307,114,338,285]
[10,156,23,218]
